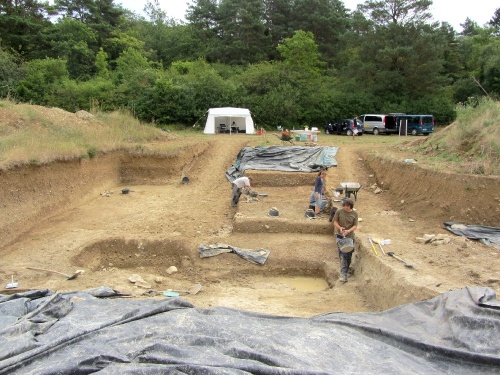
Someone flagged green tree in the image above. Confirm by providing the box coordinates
[135,59,242,125]
[263,0,294,60]
[95,47,109,78]
[54,0,125,53]
[277,30,325,77]
[49,77,115,111]
[45,18,97,79]
[457,27,500,98]
[213,0,271,64]
[0,0,52,59]
[489,8,500,33]
[186,0,219,60]
[460,18,479,36]
[127,9,203,68]
[17,58,69,104]
[358,0,432,26]
[289,0,349,66]
[0,48,25,98]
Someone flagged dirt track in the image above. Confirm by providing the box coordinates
[0,134,499,317]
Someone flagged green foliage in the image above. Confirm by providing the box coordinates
[213,0,271,64]
[87,146,97,159]
[0,48,25,98]
[358,0,433,26]
[95,48,110,78]
[277,31,326,77]
[1,0,499,128]
[289,0,349,66]
[0,0,52,59]
[45,18,97,79]
[134,59,242,125]
[48,77,116,112]
[17,58,69,104]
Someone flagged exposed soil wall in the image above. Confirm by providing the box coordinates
[0,142,212,248]
[119,142,211,185]
[0,154,122,247]
[362,153,500,226]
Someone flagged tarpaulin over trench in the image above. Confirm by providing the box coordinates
[226,146,338,181]
[444,222,500,247]
[0,286,499,374]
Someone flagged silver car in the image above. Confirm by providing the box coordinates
[360,114,397,135]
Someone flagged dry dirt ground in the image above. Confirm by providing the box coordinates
[1,129,499,318]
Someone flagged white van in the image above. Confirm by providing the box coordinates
[360,114,398,135]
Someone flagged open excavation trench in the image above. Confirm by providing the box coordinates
[1,137,498,318]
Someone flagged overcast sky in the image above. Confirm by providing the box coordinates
[116,0,497,31]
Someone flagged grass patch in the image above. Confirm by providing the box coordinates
[0,100,176,170]
[405,98,500,175]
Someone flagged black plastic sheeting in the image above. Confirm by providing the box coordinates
[444,222,500,247]
[226,146,339,181]
[1,286,499,374]
[199,243,271,265]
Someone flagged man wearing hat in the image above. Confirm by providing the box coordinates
[332,198,358,283]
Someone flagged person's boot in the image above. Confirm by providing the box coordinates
[340,273,348,283]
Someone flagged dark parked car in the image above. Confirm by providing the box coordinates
[325,119,364,136]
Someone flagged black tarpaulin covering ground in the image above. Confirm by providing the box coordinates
[0,286,499,374]
[444,222,500,247]
[226,146,339,181]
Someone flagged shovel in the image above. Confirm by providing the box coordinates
[169,283,202,295]
[27,267,84,280]
[386,252,414,268]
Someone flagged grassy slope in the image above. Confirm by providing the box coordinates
[407,98,500,175]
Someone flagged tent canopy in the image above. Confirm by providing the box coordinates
[203,107,255,134]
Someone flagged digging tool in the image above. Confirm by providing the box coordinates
[27,267,84,280]
[371,238,386,255]
[386,252,413,268]
[367,238,378,255]
[6,275,19,289]
[168,283,202,295]
[378,242,385,255]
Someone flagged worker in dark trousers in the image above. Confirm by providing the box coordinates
[231,176,253,207]
[332,198,358,283]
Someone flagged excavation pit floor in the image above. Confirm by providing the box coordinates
[1,135,498,318]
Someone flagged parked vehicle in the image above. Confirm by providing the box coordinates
[325,119,364,136]
[359,114,397,135]
[397,114,435,136]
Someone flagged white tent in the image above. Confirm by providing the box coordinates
[203,107,255,134]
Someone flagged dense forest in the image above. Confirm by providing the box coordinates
[1,0,499,128]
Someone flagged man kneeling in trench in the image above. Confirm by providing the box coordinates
[332,198,358,283]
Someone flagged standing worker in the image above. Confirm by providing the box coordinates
[352,116,359,139]
[332,198,358,283]
[231,176,253,207]
[310,170,327,216]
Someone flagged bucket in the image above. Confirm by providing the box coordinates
[338,237,354,253]
[295,135,300,141]
[312,134,318,142]
[300,134,307,141]
[257,130,262,135]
